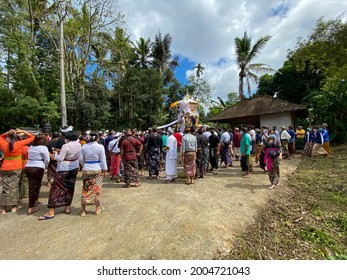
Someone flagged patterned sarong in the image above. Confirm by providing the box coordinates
[148,147,160,176]
[47,168,78,208]
[196,149,204,177]
[183,152,196,177]
[124,159,139,184]
[0,169,22,205]
[302,142,313,157]
[19,169,29,199]
[81,171,102,207]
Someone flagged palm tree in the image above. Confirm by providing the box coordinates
[133,37,152,68]
[151,32,174,77]
[194,62,205,78]
[235,32,274,99]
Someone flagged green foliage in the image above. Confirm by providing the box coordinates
[187,74,212,106]
[0,1,214,132]
[112,68,164,130]
[268,16,347,143]
[208,92,239,119]
[217,145,347,260]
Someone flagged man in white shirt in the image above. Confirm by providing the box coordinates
[164,127,177,183]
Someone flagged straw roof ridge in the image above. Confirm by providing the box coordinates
[208,95,306,121]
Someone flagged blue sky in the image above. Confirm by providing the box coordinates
[174,57,195,85]
[122,0,346,102]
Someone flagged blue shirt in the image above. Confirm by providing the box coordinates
[322,129,330,142]
[288,129,295,143]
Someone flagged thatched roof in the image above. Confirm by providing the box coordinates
[208,96,306,122]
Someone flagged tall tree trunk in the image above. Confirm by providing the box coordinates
[238,72,244,100]
[6,47,11,90]
[59,19,67,127]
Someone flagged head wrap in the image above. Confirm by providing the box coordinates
[60,125,73,133]
[168,127,174,134]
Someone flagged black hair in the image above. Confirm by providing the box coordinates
[8,133,19,152]
[89,131,99,142]
[65,131,79,141]
[52,131,60,138]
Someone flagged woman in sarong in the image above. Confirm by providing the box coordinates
[263,132,282,190]
[25,134,50,215]
[120,130,143,188]
[302,128,314,157]
[39,130,81,220]
[0,129,34,214]
[79,132,107,217]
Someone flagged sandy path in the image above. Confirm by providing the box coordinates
[0,158,300,260]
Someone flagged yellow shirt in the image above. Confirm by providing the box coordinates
[296,129,305,138]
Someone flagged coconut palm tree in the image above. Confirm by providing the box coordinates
[151,31,178,85]
[235,32,274,99]
[133,37,152,68]
[194,62,205,78]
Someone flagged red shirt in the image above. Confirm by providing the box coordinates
[233,132,242,148]
[173,133,182,148]
[120,136,142,161]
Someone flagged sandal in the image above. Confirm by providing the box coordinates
[133,182,141,187]
[185,180,190,185]
[27,206,40,215]
[268,185,275,190]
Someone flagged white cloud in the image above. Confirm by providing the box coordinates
[121,0,347,101]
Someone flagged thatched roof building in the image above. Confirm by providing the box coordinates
[208,96,306,128]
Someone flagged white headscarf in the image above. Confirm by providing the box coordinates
[61,125,73,133]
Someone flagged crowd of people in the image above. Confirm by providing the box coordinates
[0,122,331,219]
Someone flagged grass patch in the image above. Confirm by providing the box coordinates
[215,145,347,260]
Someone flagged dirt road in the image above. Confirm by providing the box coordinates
[0,158,300,260]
